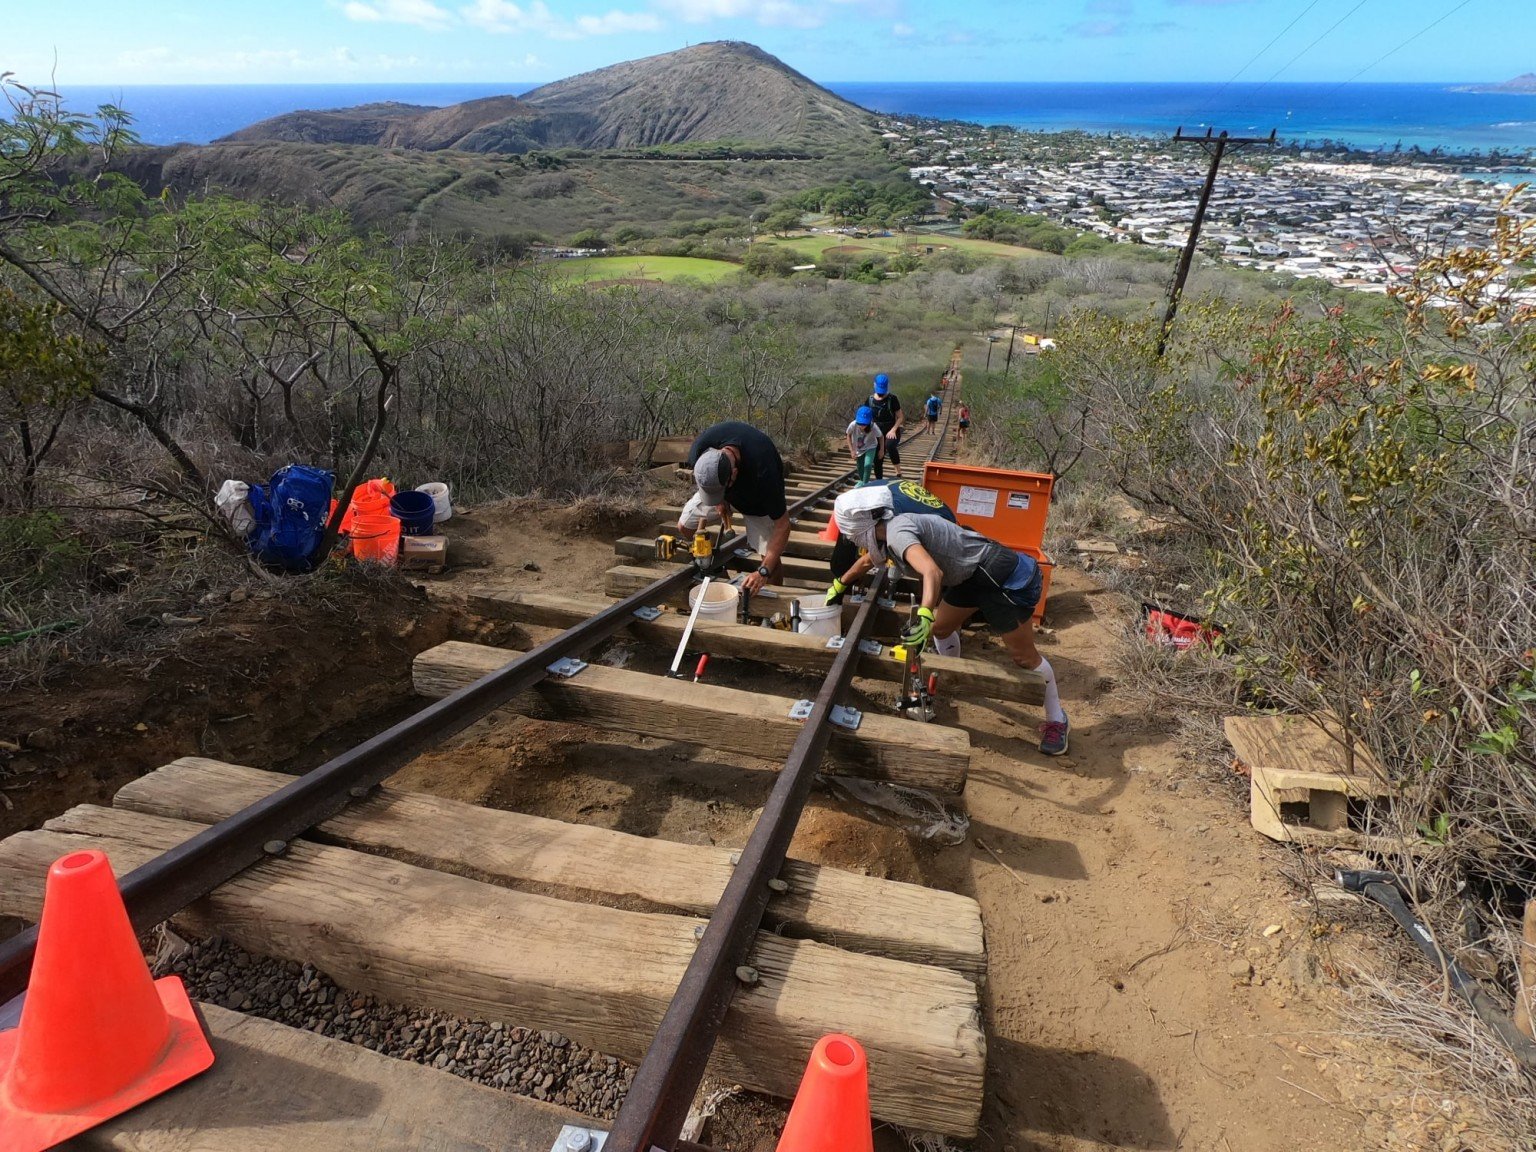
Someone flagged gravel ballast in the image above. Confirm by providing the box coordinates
[157,933,636,1118]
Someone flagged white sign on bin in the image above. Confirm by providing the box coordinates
[957,485,998,517]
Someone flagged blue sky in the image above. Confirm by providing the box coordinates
[10,0,1530,85]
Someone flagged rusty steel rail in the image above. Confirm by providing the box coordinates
[0,461,865,1010]
[605,565,889,1152]
[607,358,964,1152]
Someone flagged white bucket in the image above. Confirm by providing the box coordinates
[688,581,740,621]
[415,481,452,524]
[796,600,842,638]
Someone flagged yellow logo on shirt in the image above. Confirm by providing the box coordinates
[898,481,944,509]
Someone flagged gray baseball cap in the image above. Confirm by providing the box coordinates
[692,448,735,504]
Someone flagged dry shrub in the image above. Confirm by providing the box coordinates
[1342,963,1536,1150]
[1069,194,1536,1124]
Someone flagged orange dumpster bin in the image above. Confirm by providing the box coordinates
[921,462,1055,622]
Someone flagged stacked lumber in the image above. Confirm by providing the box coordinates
[1225,715,1393,847]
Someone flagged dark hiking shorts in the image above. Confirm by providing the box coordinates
[943,549,1043,634]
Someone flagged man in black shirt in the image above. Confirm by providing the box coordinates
[680,421,791,594]
[866,374,903,477]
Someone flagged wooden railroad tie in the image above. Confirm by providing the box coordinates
[469,587,1043,706]
[412,640,970,792]
[61,1002,601,1152]
[0,804,986,1136]
[116,757,987,978]
[603,564,912,634]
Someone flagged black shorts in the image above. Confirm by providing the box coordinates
[958,419,970,429]
[942,549,1043,634]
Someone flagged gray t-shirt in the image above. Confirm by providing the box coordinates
[884,514,995,585]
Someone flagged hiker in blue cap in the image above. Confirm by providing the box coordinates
[846,405,883,483]
[865,373,903,478]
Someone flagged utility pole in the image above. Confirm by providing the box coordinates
[1156,127,1276,358]
[1003,323,1019,373]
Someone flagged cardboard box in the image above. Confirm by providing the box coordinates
[400,534,447,572]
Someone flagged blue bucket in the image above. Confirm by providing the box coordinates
[389,490,437,536]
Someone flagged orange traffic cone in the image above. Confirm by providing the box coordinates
[818,518,839,542]
[775,1033,873,1152]
[0,850,215,1151]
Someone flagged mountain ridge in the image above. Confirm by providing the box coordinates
[1450,72,1536,94]
[218,42,876,155]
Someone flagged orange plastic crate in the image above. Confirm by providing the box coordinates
[923,463,1055,622]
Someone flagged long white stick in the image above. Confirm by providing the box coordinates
[670,576,710,677]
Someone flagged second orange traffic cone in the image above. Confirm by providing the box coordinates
[818,518,839,542]
[774,1033,874,1152]
[0,849,216,1152]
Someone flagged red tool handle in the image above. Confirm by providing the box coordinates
[693,654,709,682]
[927,672,939,697]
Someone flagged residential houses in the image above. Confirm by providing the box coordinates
[887,121,1533,296]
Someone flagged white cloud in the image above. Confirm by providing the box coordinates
[115,46,176,69]
[892,21,913,36]
[654,0,823,27]
[653,0,747,18]
[461,0,556,33]
[1067,18,1123,37]
[653,0,898,30]
[342,0,454,27]
[574,9,664,34]
[461,0,660,38]
[111,44,422,77]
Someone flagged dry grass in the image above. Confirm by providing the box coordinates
[1341,961,1536,1150]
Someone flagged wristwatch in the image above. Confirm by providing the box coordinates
[757,565,771,579]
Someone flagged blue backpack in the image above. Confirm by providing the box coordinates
[926,396,941,417]
[247,464,334,571]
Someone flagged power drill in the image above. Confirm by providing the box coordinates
[689,527,717,570]
[655,524,723,570]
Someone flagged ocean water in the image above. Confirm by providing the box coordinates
[34,80,1536,157]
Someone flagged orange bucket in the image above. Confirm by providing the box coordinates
[350,514,400,564]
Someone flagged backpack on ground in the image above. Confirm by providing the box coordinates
[247,464,335,571]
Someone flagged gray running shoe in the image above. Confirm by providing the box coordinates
[1038,713,1070,756]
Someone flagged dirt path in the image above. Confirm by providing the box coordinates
[938,565,1364,1151]
[1,482,1454,1148]
[412,493,1387,1150]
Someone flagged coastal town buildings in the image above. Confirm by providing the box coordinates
[887,119,1534,296]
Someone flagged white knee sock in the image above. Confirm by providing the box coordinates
[934,631,962,657]
[1034,656,1066,723]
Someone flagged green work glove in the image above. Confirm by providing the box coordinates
[902,606,935,650]
[825,576,847,606]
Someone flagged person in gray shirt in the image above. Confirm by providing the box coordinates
[878,513,1069,756]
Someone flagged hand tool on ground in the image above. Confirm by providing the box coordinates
[692,654,709,683]
[1336,869,1536,1068]
[668,576,712,679]
[654,533,678,561]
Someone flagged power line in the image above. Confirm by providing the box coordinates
[1333,0,1478,87]
[1264,0,1372,84]
[1195,0,1327,115]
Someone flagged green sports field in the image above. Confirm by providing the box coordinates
[750,231,1051,263]
[550,255,742,285]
